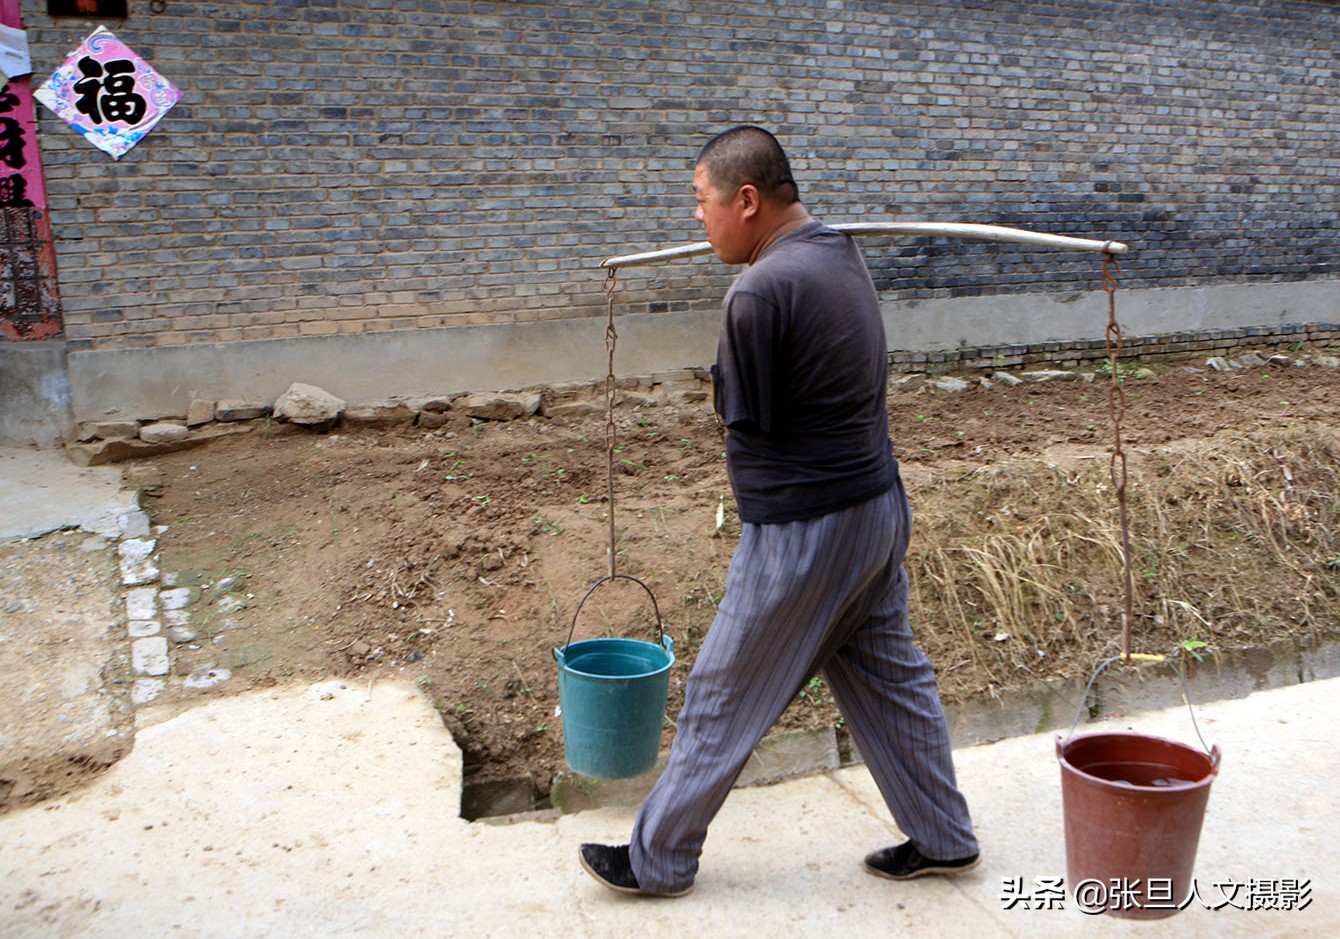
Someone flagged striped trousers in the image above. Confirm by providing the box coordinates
[629,476,978,894]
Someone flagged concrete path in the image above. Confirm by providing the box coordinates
[0,673,1333,937]
[0,446,137,541]
[0,447,135,809]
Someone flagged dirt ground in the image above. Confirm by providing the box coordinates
[130,352,1340,798]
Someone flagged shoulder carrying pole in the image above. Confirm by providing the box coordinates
[601,221,1129,269]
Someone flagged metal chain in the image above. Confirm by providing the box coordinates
[1102,252,1135,661]
[603,269,620,578]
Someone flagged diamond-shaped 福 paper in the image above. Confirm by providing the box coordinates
[34,26,181,159]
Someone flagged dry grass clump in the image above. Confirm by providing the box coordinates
[907,425,1340,701]
[1144,426,1339,644]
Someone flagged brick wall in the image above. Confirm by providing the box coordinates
[22,0,1338,353]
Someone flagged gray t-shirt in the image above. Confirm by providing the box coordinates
[712,220,898,524]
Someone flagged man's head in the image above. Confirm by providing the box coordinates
[695,125,799,208]
[693,126,805,265]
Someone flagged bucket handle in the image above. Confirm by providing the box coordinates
[556,573,665,659]
[1063,654,1218,767]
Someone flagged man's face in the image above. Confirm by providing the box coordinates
[693,164,750,265]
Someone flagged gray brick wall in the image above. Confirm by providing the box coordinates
[22,0,1338,352]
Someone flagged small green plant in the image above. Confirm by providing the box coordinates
[797,676,835,707]
[1097,360,1140,382]
[532,513,563,536]
[444,457,473,481]
[508,661,533,697]
[1178,638,1208,662]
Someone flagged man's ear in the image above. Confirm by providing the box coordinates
[735,183,761,219]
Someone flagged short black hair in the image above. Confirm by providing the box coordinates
[695,125,799,205]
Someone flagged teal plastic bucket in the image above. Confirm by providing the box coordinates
[554,575,674,780]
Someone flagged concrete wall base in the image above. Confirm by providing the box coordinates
[67,310,722,423]
[0,341,73,449]
[886,278,1336,353]
[64,278,1338,425]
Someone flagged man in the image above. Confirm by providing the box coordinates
[579,126,979,897]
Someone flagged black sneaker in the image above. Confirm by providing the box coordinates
[863,841,981,880]
[578,843,693,897]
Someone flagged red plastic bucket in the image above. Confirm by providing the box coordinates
[1057,731,1220,918]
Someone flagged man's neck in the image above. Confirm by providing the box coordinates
[747,204,814,265]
